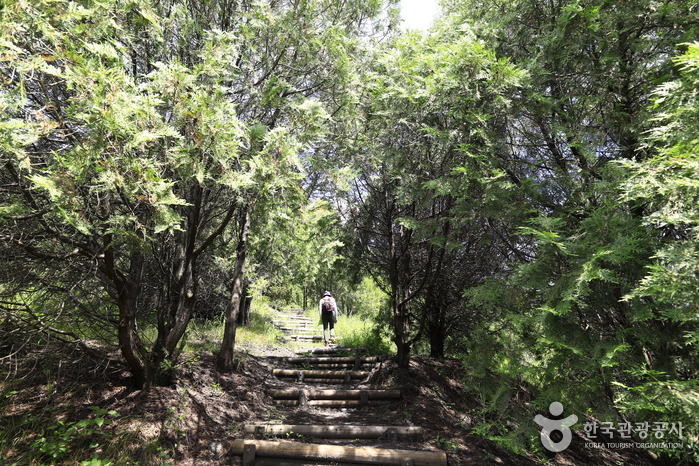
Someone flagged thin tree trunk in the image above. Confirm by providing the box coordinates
[390,243,411,369]
[164,264,197,356]
[115,251,150,389]
[217,204,251,371]
[428,306,446,358]
[394,292,411,369]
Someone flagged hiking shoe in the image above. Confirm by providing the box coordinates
[324,342,329,347]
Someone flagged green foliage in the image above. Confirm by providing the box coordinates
[620,42,699,325]
[614,369,699,430]
[613,370,699,459]
[335,313,393,355]
[434,434,458,452]
[448,2,699,461]
[341,276,387,319]
[1,0,387,387]
[250,199,344,309]
[234,305,285,349]
[2,0,699,462]
[340,7,526,365]
[27,407,119,465]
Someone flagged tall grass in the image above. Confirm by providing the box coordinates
[334,313,393,355]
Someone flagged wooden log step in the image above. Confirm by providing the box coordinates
[272,399,394,407]
[290,378,356,384]
[294,347,366,354]
[273,322,312,328]
[286,356,378,364]
[231,439,447,466]
[285,363,363,369]
[267,389,401,400]
[275,326,317,333]
[273,369,368,379]
[277,314,312,320]
[244,425,423,439]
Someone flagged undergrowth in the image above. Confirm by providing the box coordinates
[0,353,170,466]
[334,313,393,355]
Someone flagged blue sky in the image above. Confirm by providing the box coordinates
[399,0,441,30]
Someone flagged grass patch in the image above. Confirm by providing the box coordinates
[335,313,393,355]
[180,305,284,357]
[235,306,283,348]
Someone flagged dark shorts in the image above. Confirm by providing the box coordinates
[322,312,335,329]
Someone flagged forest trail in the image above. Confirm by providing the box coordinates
[0,307,661,465]
[232,308,447,465]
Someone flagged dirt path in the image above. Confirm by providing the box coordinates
[232,309,445,464]
[225,309,505,465]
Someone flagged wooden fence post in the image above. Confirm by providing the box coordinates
[242,443,256,465]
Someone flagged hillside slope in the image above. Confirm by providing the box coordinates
[0,336,663,465]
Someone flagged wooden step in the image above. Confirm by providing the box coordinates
[288,335,323,341]
[273,369,368,379]
[276,314,312,321]
[244,424,423,440]
[232,439,447,466]
[285,363,364,369]
[273,323,313,329]
[268,389,400,407]
[294,347,366,355]
[275,326,317,333]
[275,323,314,329]
[287,378,359,384]
[279,319,313,324]
[286,356,378,364]
[286,357,374,370]
[273,399,394,407]
[267,389,400,400]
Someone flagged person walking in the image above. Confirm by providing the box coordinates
[319,291,338,347]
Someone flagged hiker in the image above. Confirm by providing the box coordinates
[319,291,338,347]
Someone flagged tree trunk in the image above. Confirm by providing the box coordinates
[164,262,197,356]
[426,296,446,358]
[394,296,411,369]
[390,253,411,369]
[392,216,414,369]
[236,283,251,326]
[217,204,251,371]
[115,251,150,389]
[428,308,445,358]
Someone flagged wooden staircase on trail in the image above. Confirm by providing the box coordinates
[233,309,448,465]
[272,308,323,342]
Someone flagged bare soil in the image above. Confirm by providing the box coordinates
[0,339,663,465]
